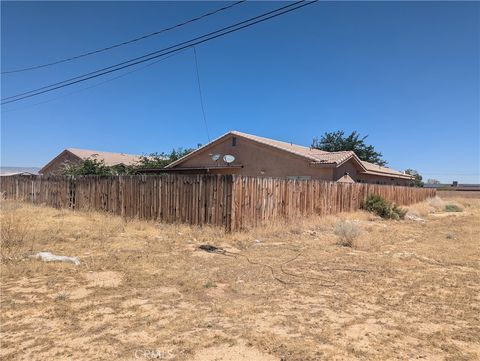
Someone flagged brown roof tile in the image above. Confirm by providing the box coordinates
[67,148,141,166]
[361,160,413,179]
[230,131,354,165]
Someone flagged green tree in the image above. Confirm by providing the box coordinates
[405,169,424,187]
[61,146,200,176]
[62,157,119,176]
[311,131,387,166]
[134,147,199,171]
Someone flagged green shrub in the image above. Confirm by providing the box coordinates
[62,157,119,176]
[362,195,406,220]
[444,204,463,212]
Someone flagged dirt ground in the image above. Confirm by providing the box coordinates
[437,190,480,199]
[1,196,479,361]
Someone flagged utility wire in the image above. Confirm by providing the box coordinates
[192,46,211,142]
[1,1,316,105]
[1,49,189,113]
[2,1,305,102]
[1,1,247,75]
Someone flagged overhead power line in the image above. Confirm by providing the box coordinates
[2,1,307,102]
[1,1,317,105]
[1,0,247,74]
[192,47,211,142]
[1,49,189,113]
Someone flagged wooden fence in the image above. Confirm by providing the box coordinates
[0,174,435,231]
[230,177,435,230]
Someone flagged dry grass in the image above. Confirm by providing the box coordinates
[334,220,361,247]
[1,197,479,361]
[0,202,36,261]
[438,190,480,199]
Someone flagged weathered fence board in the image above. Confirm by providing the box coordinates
[229,177,435,230]
[0,174,435,231]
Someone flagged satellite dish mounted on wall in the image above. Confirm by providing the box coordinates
[211,154,220,161]
[223,154,235,164]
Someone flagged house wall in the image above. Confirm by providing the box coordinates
[175,135,335,180]
[40,152,82,175]
[174,135,412,185]
[334,161,359,181]
[357,173,411,186]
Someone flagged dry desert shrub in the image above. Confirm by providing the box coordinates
[444,204,463,212]
[0,203,34,261]
[54,291,70,302]
[334,220,361,247]
[407,202,435,217]
[427,196,446,209]
[1,213,27,261]
[94,214,125,248]
[404,210,425,222]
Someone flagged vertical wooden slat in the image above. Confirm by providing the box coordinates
[0,174,436,231]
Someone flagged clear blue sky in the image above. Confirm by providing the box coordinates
[1,1,479,183]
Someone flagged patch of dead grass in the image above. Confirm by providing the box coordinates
[1,198,479,361]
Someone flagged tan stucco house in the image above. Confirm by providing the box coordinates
[39,148,141,174]
[166,131,414,185]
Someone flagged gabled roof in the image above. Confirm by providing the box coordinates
[66,148,141,166]
[167,131,365,170]
[39,148,141,173]
[230,131,360,166]
[166,130,413,180]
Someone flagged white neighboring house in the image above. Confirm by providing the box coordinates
[0,167,39,176]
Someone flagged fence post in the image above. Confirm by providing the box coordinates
[0,174,436,230]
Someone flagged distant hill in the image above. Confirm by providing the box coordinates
[0,166,40,175]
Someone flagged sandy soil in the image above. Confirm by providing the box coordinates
[1,197,479,360]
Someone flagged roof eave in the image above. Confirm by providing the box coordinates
[341,153,368,172]
[309,162,337,168]
[167,131,321,168]
[362,170,414,180]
